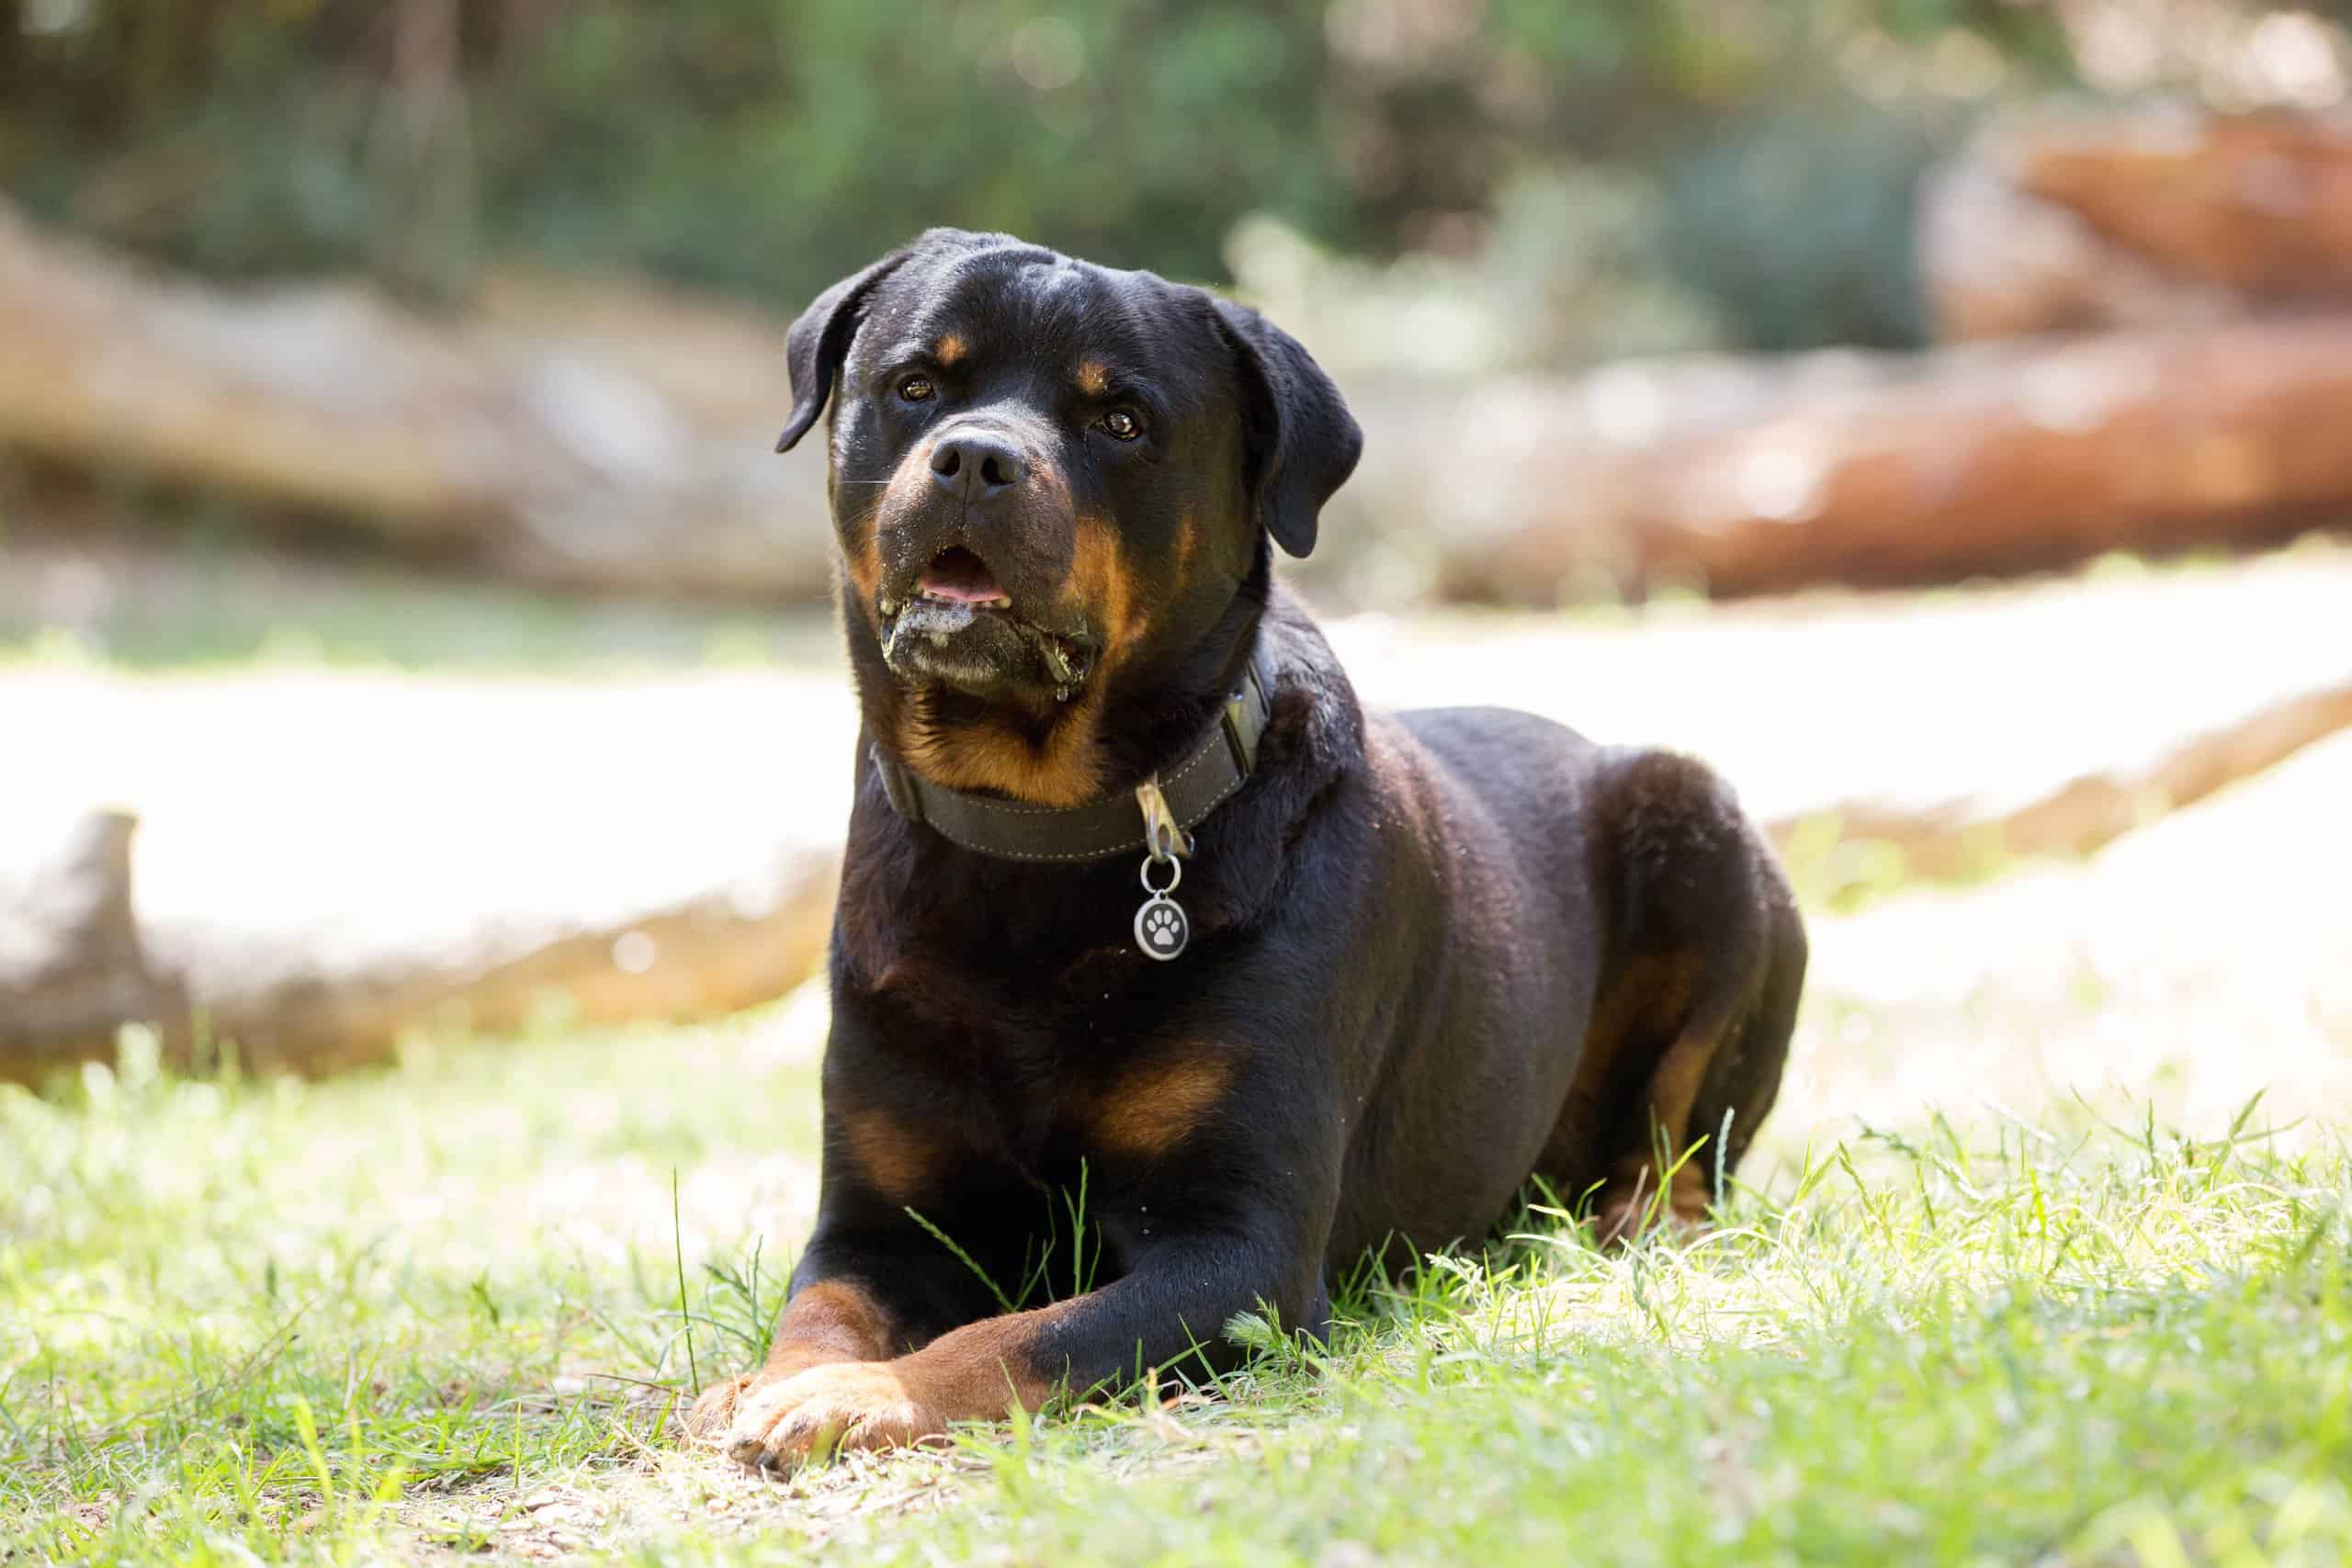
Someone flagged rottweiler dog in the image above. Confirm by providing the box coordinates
[687,228,1805,1469]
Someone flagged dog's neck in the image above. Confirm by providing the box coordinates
[842,559,1269,813]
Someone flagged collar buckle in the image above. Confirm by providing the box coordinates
[871,744,924,825]
[1218,655,1270,778]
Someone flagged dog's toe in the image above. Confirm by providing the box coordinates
[722,1361,944,1472]
[683,1372,755,1443]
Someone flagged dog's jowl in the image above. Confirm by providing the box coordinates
[688,229,1807,1469]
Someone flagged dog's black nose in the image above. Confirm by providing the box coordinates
[929,433,1026,502]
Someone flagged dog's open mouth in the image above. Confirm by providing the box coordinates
[882,547,1094,693]
[916,547,1012,610]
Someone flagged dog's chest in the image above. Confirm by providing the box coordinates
[846,952,1202,1166]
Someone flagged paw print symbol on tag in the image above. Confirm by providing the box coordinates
[1134,896,1189,960]
[1134,847,1191,961]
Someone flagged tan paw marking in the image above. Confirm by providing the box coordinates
[722,1361,945,1471]
[683,1372,757,1441]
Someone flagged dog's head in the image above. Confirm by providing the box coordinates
[777,230,1359,803]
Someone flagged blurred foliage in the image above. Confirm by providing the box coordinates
[0,0,2096,351]
[1227,166,1726,375]
[1657,105,1948,353]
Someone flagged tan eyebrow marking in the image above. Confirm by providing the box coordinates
[1075,360,1112,397]
[934,333,967,366]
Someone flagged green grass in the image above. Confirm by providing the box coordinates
[5,1020,2349,1566]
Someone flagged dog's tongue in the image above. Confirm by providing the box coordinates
[919,547,1010,606]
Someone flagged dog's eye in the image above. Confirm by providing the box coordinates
[897,375,936,404]
[1099,408,1143,441]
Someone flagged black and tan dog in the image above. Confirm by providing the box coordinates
[687,229,1806,1468]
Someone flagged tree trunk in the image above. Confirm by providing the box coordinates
[11,189,2352,614]
[0,202,835,602]
[1427,320,2352,604]
[0,818,837,1082]
[1921,106,2352,342]
[0,810,187,1064]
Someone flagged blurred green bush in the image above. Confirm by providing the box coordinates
[1,0,2075,352]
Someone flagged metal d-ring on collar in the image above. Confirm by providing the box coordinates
[1130,776,1192,960]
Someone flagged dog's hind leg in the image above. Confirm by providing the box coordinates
[1538,748,1803,1245]
[1686,881,1806,1200]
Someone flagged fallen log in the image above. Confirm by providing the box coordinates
[1804,672,2352,881]
[1,668,853,1082]
[1921,106,2352,341]
[7,548,2349,1080]
[1424,319,2352,604]
[1335,545,2352,877]
[7,192,2352,615]
[0,810,187,1063]
[0,818,839,1081]
[0,202,835,602]
[1798,727,2352,1145]
[141,843,841,1078]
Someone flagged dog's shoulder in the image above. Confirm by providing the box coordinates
[1250,588,1364,784]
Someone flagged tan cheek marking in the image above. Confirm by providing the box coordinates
[1075,360,1111,397]
[1072,515,1148,662]
[842,1105,944,1206]
[842,520,882,603]
[1091,1048,1239,1160]
[853,443,947,610]
[934,333,967,367]
[760,1279,900,1380]
[889,479,1117,809]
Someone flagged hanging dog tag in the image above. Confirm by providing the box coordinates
[1132,775,1191,961]
[1135,854,1190,961]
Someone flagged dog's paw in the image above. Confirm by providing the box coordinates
[723,1361,944,1472]
[1592,1179,1707,1248]
[683,1371,758,1443]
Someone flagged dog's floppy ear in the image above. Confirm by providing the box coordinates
[1216,299,1363,558]
[775,249,917,454]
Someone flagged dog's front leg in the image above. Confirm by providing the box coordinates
[717,1224,1322,1468]
[682,1270,907,1441]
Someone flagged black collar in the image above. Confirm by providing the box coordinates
[869,648,1276,864]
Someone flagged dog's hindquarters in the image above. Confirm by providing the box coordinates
[1688,871,1805,1191]
[1537,746,1805,1240]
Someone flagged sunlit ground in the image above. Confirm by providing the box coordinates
[4,540,2350,1563]
[6,983,2347,1564]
